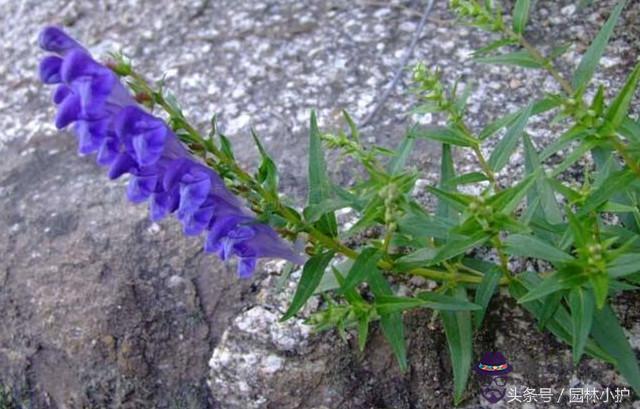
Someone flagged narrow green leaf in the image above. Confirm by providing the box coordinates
[375,296,426,315]
[591,304,640,394]
[504,234,574,263]
[518,272,573,303]
[251,129,279,193]
[589,273,609,309]
[512,0,531,34]
[218,133,235,160]
[578,169,636,216]
[304,198,351,223]
[537,291,563,330]
[416,292,482,311]
[438,144,458,222]
[308,111,338,237]
[281,251,334,321]
[368,269,407,371]
[480,97,560,140]
[411,126,476,147]
[523,134,563,224]
[569,287,595,364]
[441,287,473,405]
[426,186,472,212]
[445,172,489,187]
[550,139,598,178]
[395,248,438,270]
[472,262,502,328]
[472,38,516,57]
[432,232,489,264]
[388,132,415,175]
[488,104,533,172]
[572,0,627,89]
[539,125,587,160]
[488,172,537,214]
[603,62,640,130]
[510,273,613,363]
[608,253,640,277]
[341,248,383,291]
[475,50,543,69]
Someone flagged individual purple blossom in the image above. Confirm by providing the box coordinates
[38,26,303,276]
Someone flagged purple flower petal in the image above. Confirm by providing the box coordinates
[107,153,137,179]
[115,106,168,166]
[127,172,159,203]
[38,26,83,54]
[74,118,109,154]
[96,136,119,166]
[237,257,257,278]
[39,56,63,84]
[150,189,179,221]
[52,85,72,104]
[54,93,81,128]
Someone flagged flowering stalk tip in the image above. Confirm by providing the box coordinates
[37,26,302,277]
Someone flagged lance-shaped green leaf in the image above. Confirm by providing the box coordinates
[537,291,563,331]
[590,273,609,309]
[487,172,537,214]
[577,169,636,216]
[411,126,477,147]
[441,287,473,405]
[512,0,531,34]
[510,272,613,363]
[333,268,371,351]
[217,132,235,160]
[480,97,560,140]
[395,248,438,270]
[569,287,595,364]
[488,104,533,172]
[517,271,576,303]
[368,268,407,371]
[591,304,640,394]
[465,259,503,328]
[608,253,640,277]
[504,234,574,263]
[438,144,459,222]
[251,129,278,193]
[523,134,563,224]
[303,197,351,223]
[445,172,489,188]
[432,231,490,264]
[427,186,473,212]
[340,248,383,291]
[550,139,598,178]
[388,131,415,175]
[603,62,640,130]
[397,211,456,241]
[281,251,334,321]
[308,111,338,237]
[475,50,543,68]
[472,38,517,57]
[416,292,482,311]
[572,0,627,89]
[539,125,587,160]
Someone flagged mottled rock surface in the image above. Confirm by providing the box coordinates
[1,0,640,408]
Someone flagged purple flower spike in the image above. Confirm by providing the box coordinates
[115,106,168,166]
[38,26,84,54]
[39,27,303,278]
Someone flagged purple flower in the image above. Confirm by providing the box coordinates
[38,26,303,277]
